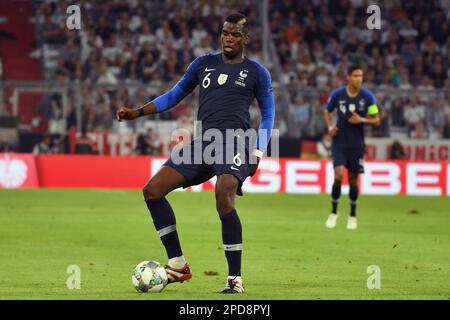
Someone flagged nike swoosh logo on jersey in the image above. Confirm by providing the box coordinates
[231,166,240,171]
[205,68,216,72]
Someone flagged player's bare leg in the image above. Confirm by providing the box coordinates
[216,174,245,294]
[326,166,344,228]
[347,172,359,230]
[142,165,192,283]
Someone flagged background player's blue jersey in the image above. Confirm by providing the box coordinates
[152,53,275,152]
[326,86,379,149]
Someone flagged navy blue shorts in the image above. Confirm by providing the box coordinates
[332,146,365,174]
[164,136,251,195]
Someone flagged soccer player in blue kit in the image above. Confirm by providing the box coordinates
[116,13,275,293]
[323,65,380,230]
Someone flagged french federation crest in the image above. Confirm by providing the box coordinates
[349,103,356,112]
[217,74,228,85]
[359,99,365,111]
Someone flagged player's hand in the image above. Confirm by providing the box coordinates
[348,112,364,124]
[328,125,338,136]
[249,155,261,177]
[116,106,137,121]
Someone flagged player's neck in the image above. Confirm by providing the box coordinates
[221,52,245,64]
[346,85,360,97]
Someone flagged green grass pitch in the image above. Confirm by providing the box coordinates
[0,189,449,300]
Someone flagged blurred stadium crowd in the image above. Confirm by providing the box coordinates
[27,0,265,151]
[271,0,450,140]
[2,0,450,155]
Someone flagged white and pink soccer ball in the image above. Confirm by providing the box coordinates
[131,260,168,293]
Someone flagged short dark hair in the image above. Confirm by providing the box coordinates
[347,64,363,75]
[225,13,249,35]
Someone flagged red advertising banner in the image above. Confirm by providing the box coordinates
[365,138,450,161]
[35,154,156,189]
[0,153,39,188]
[1,153,449,196]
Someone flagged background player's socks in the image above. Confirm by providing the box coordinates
[349,185,359,217]
[145,198,183,259]
[350,202,357,217]
[220,209,242,277]
[331,183,341,214]
[332,199,339,214]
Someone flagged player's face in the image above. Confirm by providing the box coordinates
[221,22,248,59]
[347,69,364,89]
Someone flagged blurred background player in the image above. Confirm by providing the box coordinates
[323,65,380,230]
[116,13,275,293]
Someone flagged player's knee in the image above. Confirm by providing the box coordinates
[215,191,235,213]
[334,177,343,185]
[216,177,239,197]
[215,177,238,215]
[216,197,234,216]
[349,177,358,186]
[142,181,166,200]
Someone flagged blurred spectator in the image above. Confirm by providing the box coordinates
[389,140,406,160]
[75,131,98,154]
[443,117,450,139]
[122,52,141,81]
[411,121,427,139]
[96,62,118,85]
[316,132,332,158]
[135,128,162,155]
[426,98,445,138]
[390,98,406,127]
[140,52,159,83]
[403,96,426,137]
[81,94,96,132]
[308,98,328,140]
[291,94,310,137]
[370,109,389,138]
[41,15,64,45]
[0,142,15,153]
[93,99,113,131]
[193,35,214,57]
[33,134,54,154]
[65,99,77,131]
[177,105,195,136]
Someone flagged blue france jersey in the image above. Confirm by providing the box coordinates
[177,53,273,133]
[326,86,379,149]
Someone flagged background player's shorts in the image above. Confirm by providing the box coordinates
[332,146,365,174]
[164,135,251,195]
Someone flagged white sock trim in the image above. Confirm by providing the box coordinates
[224,243,242,251]
[157,224,176,237]
[228,276,243,281]
[168,255,186,269]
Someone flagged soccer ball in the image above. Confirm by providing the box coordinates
[131,260,168,293]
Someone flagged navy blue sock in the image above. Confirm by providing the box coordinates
[331,183,341,214]
[220,209,242,277]
[145,198,183,259]
[349,185,359,217]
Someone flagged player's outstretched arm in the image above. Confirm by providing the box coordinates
[116,102,157,122]
[116,84,191,122]
[116,56,201,122]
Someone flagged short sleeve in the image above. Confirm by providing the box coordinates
[325,89,339,112]
[366,90,379,115]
